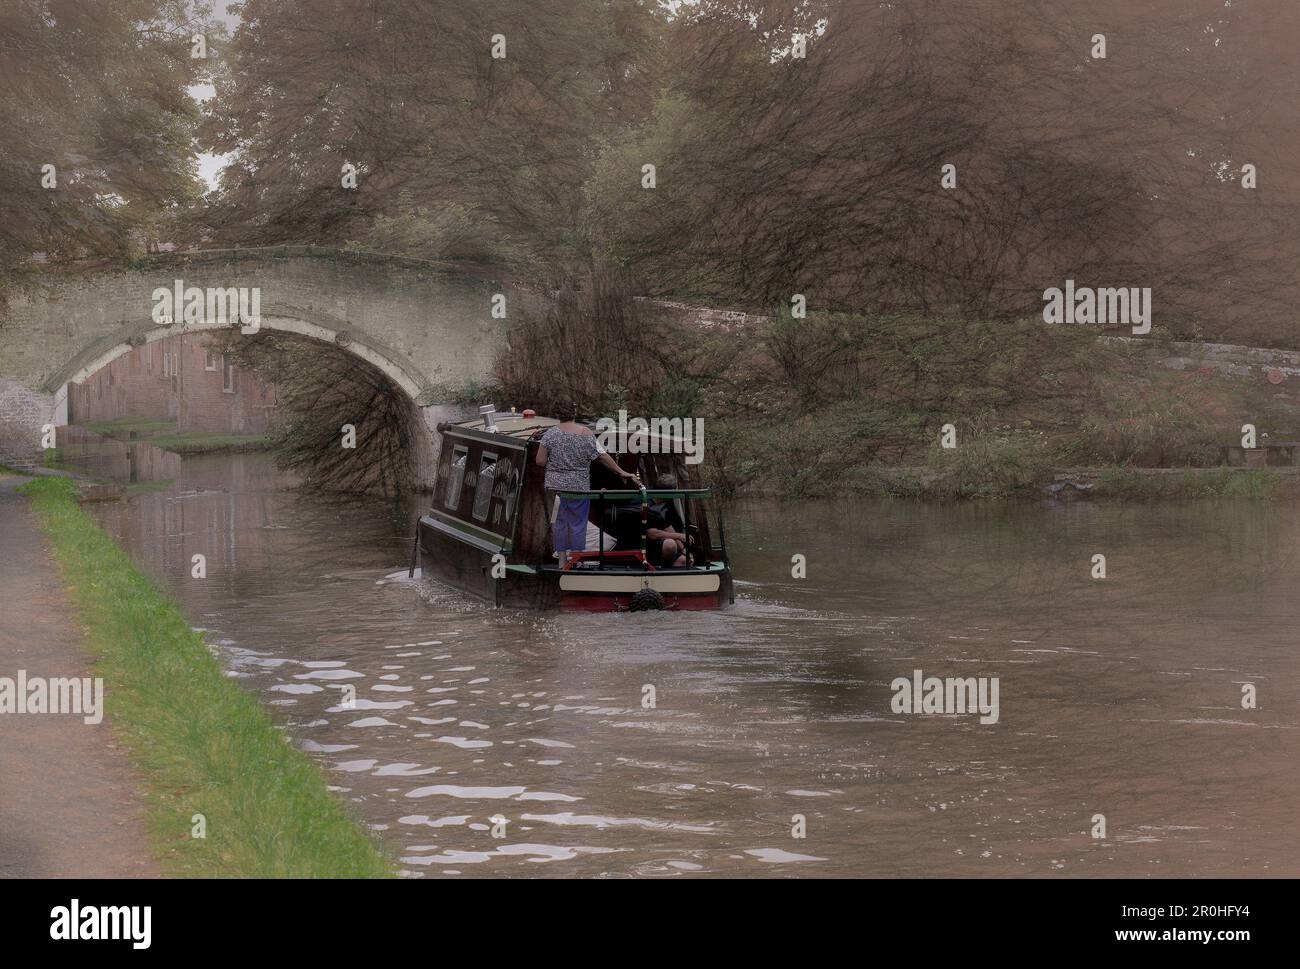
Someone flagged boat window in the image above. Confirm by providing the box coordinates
[502,465,521,524]
[489,460,509,526]
[471,452,498,522]
[445,445,469,510]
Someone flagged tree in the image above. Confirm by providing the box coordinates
[214,329,423,495]
[201,0,663,279]
[0,0,213,303]
[584,0,1298,343]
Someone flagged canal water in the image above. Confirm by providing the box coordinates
[83,451,1298,877]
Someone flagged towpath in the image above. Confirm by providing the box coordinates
[0,474,159,877]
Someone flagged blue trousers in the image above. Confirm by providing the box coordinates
[552,496,590,553]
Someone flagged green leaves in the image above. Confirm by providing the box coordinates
[0,0,210,297]
[202,0,662,277]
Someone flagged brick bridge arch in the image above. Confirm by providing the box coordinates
[0,246,538,469]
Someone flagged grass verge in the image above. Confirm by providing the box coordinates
[87,417,178,436]
[18,475,392,878]
[148,432,270,455]
[1090,467,1291,500]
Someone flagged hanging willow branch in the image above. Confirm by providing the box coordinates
[214,331,421,496]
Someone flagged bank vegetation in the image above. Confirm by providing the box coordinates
[20,476,393,877]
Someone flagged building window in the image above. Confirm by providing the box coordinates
[222,354,235,393]
[162,352,170,377]
[205,349,219,371]
[471,453,498,522]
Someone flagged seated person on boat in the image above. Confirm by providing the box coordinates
[601,499,692,567]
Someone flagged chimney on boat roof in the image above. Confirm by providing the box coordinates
[479,403,497,432]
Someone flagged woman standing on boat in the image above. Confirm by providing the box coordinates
[536,403,639,565]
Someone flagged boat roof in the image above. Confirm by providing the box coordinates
[442,413,699,451]
[443,414,560,440]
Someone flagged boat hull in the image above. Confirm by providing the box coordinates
[417,515,733,610]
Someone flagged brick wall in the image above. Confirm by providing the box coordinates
[0,379,57,469]
[67,333,277,434]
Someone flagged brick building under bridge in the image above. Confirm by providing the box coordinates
[67,333,277,434]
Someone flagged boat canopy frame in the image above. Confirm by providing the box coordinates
[544,487,725,572]
[553,488,714,501]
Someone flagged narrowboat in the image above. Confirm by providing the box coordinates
[414,407,734,610]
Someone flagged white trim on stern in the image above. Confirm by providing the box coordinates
[558,573,721,594]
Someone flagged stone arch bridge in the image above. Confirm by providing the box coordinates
[0,246,539,472]
[7,247,1300,473]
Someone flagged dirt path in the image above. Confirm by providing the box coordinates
[0,476,159,878]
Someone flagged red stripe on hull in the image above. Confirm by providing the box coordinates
[558,593,725,612]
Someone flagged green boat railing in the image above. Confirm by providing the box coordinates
[554,488,714,501]
[546,488,720,571]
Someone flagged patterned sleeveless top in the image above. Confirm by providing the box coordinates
[540,427,606,491]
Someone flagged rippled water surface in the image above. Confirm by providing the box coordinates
[86,452,1300,877]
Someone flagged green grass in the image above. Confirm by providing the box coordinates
[85,416,178,436]
[18,476,393,878]
[0,462,30,476]
[40,447,81,473]
[1092,467,1290,500]
[148,432,270,455]
[921,427,1056,499]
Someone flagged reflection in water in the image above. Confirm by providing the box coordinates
[88,453,1299,877]
[55,426,181,483]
